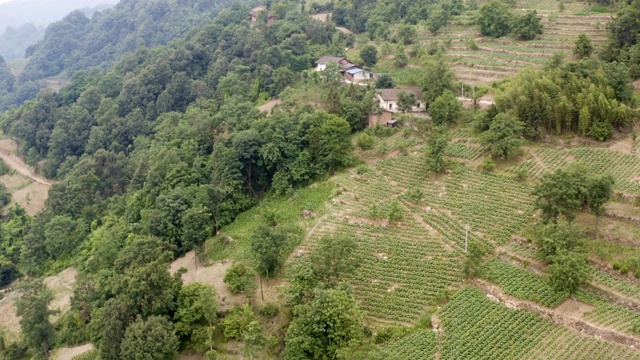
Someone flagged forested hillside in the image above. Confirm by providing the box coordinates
[0,0,640,359]
[0,0,253,112]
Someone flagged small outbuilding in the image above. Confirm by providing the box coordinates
[344,67,373,81]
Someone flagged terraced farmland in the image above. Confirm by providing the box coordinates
[508,147,640,194]
[441,287,640,360]
[416,0,611,85]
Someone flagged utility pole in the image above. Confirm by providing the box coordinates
[461,83,464,99]
[465,223,470,253]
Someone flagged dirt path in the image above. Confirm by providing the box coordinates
[258,99,281,114]
[475,279,640,348]
[0,149,52,186]
[51,344,94,360]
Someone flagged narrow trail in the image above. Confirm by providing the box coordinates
[475,279,640,348]
[0,149,53,186]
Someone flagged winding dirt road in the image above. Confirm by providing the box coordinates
[0,149,52,186]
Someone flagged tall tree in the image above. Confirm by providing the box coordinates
[396,91,417,113]
[548,249,590,295]
[429,90,461,125]
[532,165,588,223]
[425,125,451,173]
[359,45,378,67]
[15,281,56,360]
[284,288,363,359]
[511,10,543,40]
[310,235,360,287]
[421,62,456,106]
[479,113,525,159]
[478,0,513,37]
[250,224,288,278]
[574,33,594,59]
[585,174,615,238]
[173,283,217,352]
[120,316,179,360]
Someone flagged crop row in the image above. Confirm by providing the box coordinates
[440,287,639,359]
[382,330,438,359]
[481,258,568,307]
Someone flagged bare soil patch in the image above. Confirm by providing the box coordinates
[311,13,330,22]
[0,173,50,215]
[555,299,595,318]
[258,99,281,114]
[0,292,21,341]
[44,267,77,322]
[51,344,94,360]
[170,251,245,310]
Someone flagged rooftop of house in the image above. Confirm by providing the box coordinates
[376,87,422,101]
[315,56,348,65]
[346,67,365,75]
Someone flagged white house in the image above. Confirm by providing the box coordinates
[376,87,426,113]
[315,56,353,71]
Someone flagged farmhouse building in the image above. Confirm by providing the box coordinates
[249,5,275,24]
[344,67,373,81]
[314,56,353,71]
[376,87,426,113]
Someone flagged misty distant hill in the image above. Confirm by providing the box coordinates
[0,0,119,32]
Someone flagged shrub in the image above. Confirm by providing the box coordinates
[356,133,375,150]
[259,303,279,318]
[222,305,256,340]
[223,262,256,294]
[480,156,495,172]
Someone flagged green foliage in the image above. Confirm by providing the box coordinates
[259,303,279,318]
[429,90,462,126]
[511,10,543,40]
[308,112,353,172]
[393,46,409,68]
[532,164,614,224]
[425,125,451,173]
[251,225,288,277]
[223,262,256,295]
[120,316,179,360]
[479,155,496,172]
[478,0,513,38]
[548,250,591,294]
[396,25,417,45]
[479,113,524,159]
[310,235,361,287]
[222,305,256,341]
[463,241,487,278]
[494,62,632,140]
[360,45,379,67]
[375,74,394,89]
[173,283,217,351]
[15,281,55,359]
[396,91,417,113]
[574,33,594,59]
[420,62,456,106]
[356,133,375,150]
[535,222,586,260]
[426,9,449,35]
[284,288,363,359]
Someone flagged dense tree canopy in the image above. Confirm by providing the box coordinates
[478,0,513,38]
[494,60,633,140]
